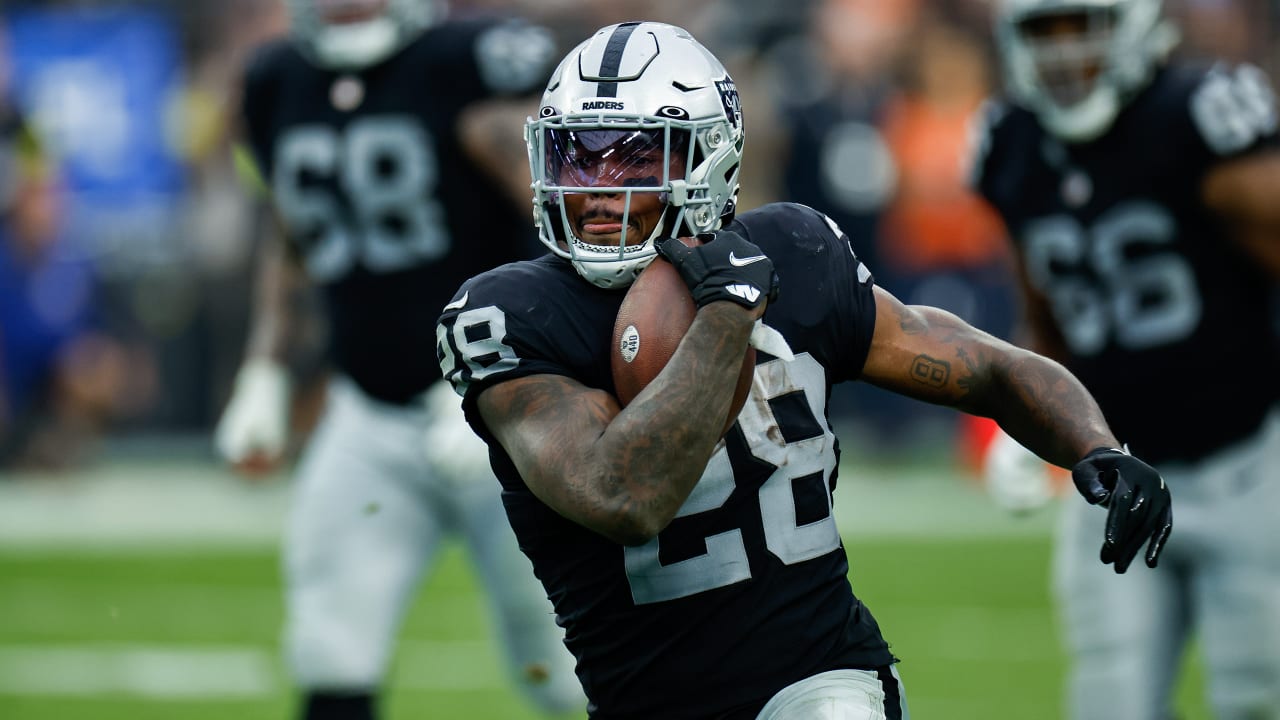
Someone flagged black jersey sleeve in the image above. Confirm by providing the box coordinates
[812,208,880,382]
[736,203,879,382]
[438,270,550,400]
[425,17,557,105]
[437,258,610,410]
[1173,62,1280,184]
[965,98,1024,219]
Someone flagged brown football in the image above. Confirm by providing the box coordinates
[611,248,755,438]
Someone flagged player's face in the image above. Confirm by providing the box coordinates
[1019,10,1110,108]
[315,0,388,24]
[549,129,688,248]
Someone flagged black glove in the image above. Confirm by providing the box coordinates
[1071,447,1173,574]
[654,230,779,311]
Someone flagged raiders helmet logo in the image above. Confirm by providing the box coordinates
[715,78,742,130]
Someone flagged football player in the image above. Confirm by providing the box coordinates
[972,1,1280,718]
[214,1,584,718]
[437,21,1174,719]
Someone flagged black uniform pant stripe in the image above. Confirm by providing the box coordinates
[595,21,640,97]
[877,665,905,720]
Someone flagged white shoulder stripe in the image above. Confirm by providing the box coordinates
[443,291,469,312]
[857,262,871,285]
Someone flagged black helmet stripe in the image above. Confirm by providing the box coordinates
[596,21,641,98]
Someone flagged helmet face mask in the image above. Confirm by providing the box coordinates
[526,22,744,289]
[288,0,440,70]
[1018,9,1115,109]
[535,126,692,276]
[996,0,1178,142]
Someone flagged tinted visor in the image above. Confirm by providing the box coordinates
[544,128,689,189]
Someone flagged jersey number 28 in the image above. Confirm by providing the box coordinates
[438,307,842,606]
[623,354,842,604]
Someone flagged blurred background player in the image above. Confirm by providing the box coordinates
[756,0,1022,456]
[214,1,583,718]
[0,26,146,473]
[971,0,1280,717]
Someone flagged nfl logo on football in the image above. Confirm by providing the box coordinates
[619,326,641,364]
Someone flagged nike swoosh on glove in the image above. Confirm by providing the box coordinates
[654,230,779,310]
[1072,446,1173,574]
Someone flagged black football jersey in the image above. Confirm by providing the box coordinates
[241,18,553,404]
[973,62,1280,465]
[438,202,895,719]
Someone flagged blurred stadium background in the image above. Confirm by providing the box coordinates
[2,0,1272,717]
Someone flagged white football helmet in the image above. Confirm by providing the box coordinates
[995,0,1178,142]
[526,22,745,289]
[287,0,442,70]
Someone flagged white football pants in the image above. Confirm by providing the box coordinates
[756,667,909,720]
[282,377,583,714]
[1055,405,1280,720]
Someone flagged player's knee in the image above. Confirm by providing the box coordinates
[286,618,387,689]
[1067,656,1168,720]
[1212,698,1280,720]
[1210,675,1280,720]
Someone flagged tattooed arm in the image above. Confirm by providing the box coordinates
[476,302,757,545]
[860,286,1117,469]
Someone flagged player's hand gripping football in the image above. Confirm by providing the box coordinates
[1071,447,1173,574]
[654,229,779,313]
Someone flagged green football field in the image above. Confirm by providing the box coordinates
[0,457,1210,719]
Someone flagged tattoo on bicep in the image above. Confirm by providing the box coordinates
[954,347,978,395]
[894,305,927,335]
[910,354,950,388]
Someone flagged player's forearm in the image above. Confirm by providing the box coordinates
[880,301,1115,467]
[478,304,753,545]
[966,345,1118,469]
[597,302,754,540]
[1202,151,1280,277]
[458,100,540,210]
[243,228,301,364]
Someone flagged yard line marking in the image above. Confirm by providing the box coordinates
[0,645,278,698]
[0,642,517,697]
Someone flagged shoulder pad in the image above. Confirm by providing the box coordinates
[1188,63,1279,156]
[965,99,1012,191]
[473,20,557,95]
